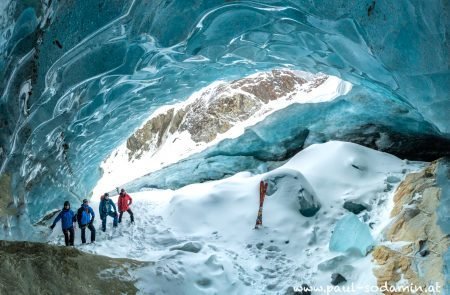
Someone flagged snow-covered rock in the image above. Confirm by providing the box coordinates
[264,168,320,217]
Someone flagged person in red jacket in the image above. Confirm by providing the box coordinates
[118,188,134,224]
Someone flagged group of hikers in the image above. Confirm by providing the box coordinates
[50,188,134,246]
[51,180,269,246]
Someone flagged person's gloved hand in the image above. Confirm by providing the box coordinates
[49,224,55,230]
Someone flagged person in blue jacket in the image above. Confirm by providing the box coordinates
[99,193,118,232]
[50,201,76,246]
[77,199,96,244]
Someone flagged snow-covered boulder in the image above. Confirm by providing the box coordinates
[265,168,320,217]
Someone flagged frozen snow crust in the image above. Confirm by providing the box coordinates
[46,141,426,294]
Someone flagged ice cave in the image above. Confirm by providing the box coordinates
[0,0,449,294]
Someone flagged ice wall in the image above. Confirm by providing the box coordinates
[0,0,449,237]
[120,85,449,192]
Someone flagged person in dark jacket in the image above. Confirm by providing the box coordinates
[118,188,134,224]
[77,199,96,244]
[50,201,76,246]
[99,193,118,232]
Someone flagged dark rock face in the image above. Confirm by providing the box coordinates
[127,108,176,160]
[0,240,145,295]
[331,273,347,286]
[298,195,321,217]
[419,249,430,257]
[335,123,450,162]
[343,201,368,214]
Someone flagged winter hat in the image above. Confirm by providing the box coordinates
[120,188,125,193]
[104,193,109,198]
[64,201,70,207]
[82,199,88,204]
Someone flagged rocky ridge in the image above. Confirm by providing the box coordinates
[126,70,326,160]
[372,159,450,294]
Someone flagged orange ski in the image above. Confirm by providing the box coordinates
[254,180,268,229]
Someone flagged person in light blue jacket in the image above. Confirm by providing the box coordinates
[99,193,118,232]
[50,201,76,246]
[77,199,96,244]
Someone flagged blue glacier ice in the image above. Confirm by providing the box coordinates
[121,84,448,192]
[329,213,374,256]
[0,0,448,242]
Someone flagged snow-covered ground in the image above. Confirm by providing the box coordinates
[93,72,352,197]
[47,141,425,294]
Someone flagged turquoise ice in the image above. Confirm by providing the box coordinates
[329,213,374,256]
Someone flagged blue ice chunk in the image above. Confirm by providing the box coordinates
[329,214,374,256]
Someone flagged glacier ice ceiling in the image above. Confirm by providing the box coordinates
[0,0,449,237]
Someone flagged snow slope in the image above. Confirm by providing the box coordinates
[47,141,424,294]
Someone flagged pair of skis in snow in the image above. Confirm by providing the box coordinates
[254,180,268,229]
